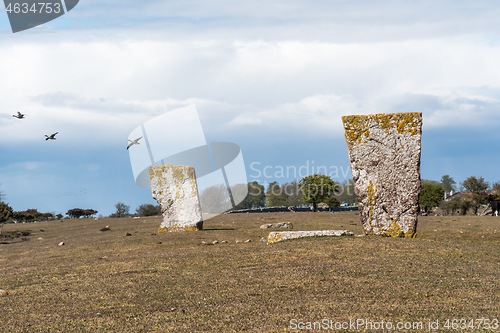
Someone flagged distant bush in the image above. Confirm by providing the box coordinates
[66,208,98,219]
[136,204,161,217]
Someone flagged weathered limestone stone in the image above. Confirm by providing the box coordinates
[259,222,293,229]
[149,164,203,232]
[268,230,353,244]
[342,112,422,237]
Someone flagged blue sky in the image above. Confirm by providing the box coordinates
[1,0,500,216]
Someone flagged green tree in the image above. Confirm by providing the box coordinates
[25,209,41,222]
[323,195,340,210]
[266,182,287,207]
[299,174,336,212]
[448,197,461,215]
[83,209,98,218]
[0,201,13,235]
[136,204,161,216]
[13,211,27,223]
[470,194,485,215]
[461,176,489,215]
[282,180,305,207]
[41,212,54,221]
[335,180,358,206]
[233,181,266,210]
[458,196,472,215]
[461,176,489,194]
[67,208,85,219]
[439,200,452,216]
[419,182,445,213]
[441,175,456,193]
[247,181,266,208]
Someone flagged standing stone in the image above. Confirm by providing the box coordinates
[342,112,422,237]
[149,164,203,232]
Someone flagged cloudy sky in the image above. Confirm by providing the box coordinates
[1,0,500,216]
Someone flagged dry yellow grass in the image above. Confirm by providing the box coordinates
[1,212,499,332]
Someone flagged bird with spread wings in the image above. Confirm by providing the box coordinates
[45,132,58,141]
[12,111,25,119]
[127,136,142,149]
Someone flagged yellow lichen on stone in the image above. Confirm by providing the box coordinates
[386,220,403,237]
[367,181,377,223]
[395,112,421,136]
[343,113,422,148]
[342,115,371,144]
[268,233,282,244]
[158,224,201,233]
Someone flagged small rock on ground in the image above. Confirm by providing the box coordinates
[58,242,65,246]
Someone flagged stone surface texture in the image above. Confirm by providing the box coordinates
[149,164,203,232]
[342,112,422,237]
[268,230,353,244]
[259,222,293,229]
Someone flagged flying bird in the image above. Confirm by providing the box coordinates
[127,136,142,149]
[45,132,58,141]
[12,111,25,119]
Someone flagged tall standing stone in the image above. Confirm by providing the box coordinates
[342,112,422,237]
[149,164,203,232]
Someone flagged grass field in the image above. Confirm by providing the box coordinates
[1,212,500,332]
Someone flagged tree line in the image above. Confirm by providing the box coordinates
[1,173,498,231]
[199,175,359,213]
[420,175,500,215]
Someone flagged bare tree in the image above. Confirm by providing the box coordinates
[112,202,130,218]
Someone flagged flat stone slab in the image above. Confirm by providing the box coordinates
[268,230,353,244]
[342,112,422,237]
[150,164,203,232]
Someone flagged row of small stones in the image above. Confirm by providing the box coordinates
[201,240,252,245]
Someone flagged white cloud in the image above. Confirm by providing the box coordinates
[226,94,359,136]
[2,36,500,148]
